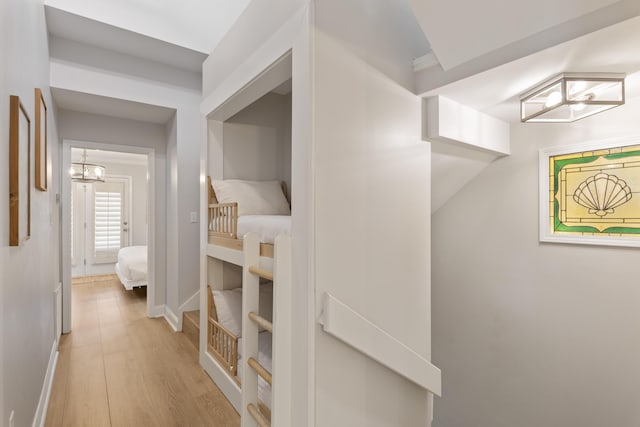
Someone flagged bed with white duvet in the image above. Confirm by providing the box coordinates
[115,245,147,290]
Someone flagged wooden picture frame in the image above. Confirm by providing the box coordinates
[540,136,640,248]
[9,95,31,246]
[35,88,47,191]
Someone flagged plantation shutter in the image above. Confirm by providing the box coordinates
[94,189,122,256]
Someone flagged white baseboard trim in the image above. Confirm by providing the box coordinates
[164,305,181,332]
[32,340,58,427]
[179,290,200,313]
[201,351,241,412]
[148,304,165,318]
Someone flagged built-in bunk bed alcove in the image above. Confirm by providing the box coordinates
[201,51,292,415]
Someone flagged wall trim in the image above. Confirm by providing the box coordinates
[61,140,157,333]
[32,340,58,427]
[179,290,200,313]
[164,305,180,332]
[148,305,165,318]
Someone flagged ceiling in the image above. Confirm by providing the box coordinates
[52,88,176,124]
[45,6,207,73]
[423,14,640,123]
[411,0,638,71]
[71,147,148,167]
[44,0,251,55]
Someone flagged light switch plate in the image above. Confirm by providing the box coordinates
[190,212,198,223]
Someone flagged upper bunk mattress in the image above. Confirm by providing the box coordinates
[237,215,291,244]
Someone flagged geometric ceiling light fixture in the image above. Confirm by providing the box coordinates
[520,73,625,123]
[69,149,106,183]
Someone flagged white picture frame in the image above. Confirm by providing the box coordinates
[539,136,640,247]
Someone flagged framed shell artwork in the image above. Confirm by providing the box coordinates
[540,137,640,247]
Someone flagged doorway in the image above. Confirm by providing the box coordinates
[62,141,156,333]
[72,175,132,277]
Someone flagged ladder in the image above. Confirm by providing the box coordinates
[241,233,292,427]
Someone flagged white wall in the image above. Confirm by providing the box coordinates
[432,97,640,427]
[223,92,292,197]
[0,0,59,425]
[50,37,202,313]
[165,114,179,311]
[312,1,432,426]
[58,111,166,305]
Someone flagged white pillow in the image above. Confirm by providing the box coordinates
[212,180,290,217]
[212,283,274,337]
[212,288,243,337]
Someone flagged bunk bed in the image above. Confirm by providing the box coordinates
[207,285,274,409]
[206,232,292,426]
[207,177,291,258]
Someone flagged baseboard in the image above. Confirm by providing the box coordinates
[148,305,165,318]
[32,340,58,427]
[179,290,200,313]
[164,305,181,332]
[201,351,241,412]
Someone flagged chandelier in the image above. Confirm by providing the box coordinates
[70,149,106,183]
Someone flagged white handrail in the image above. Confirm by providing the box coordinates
[319,292,442,396]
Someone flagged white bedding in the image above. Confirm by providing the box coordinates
[237,215,291,244]
[237,331,273,408]
[115,245,147,290]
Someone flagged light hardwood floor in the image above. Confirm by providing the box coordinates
[45,275,240,427]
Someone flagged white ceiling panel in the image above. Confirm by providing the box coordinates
[411,0,626,70]
[44,0,251,54]
[45,6,207,72]
[71,148,148,167]
[52,88,176,124]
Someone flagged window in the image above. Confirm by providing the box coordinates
[94,190,122,256]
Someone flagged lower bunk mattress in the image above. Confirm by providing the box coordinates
[115,245,148,290]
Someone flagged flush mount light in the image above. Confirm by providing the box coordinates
[520,73,625,123]
[70,149,106,183]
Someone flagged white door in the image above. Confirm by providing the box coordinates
[71,177,130,277]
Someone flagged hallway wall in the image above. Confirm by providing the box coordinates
[432,96,640,427]
[0,0,60,425]
[58,111,167,306]
[50,34,202,314]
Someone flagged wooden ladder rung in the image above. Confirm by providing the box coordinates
[248,265,273,281]
[248,403,270,427]
[248,311,273,333]
[248,357,272,386]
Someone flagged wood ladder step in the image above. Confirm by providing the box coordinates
[248,403,270,427]
[248,312,273,333]
[248,265,273,281]
[247,357,272,386]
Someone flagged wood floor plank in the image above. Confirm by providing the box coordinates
[62,344,111,427]
[46,276,240,426]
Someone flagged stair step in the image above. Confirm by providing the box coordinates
[182,309,200,351]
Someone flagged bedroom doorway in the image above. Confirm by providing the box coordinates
[62,141,156,334]
[71,176,132,277]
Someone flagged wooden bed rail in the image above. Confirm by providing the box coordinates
[208,202,238,239]
[207,286,239,377]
